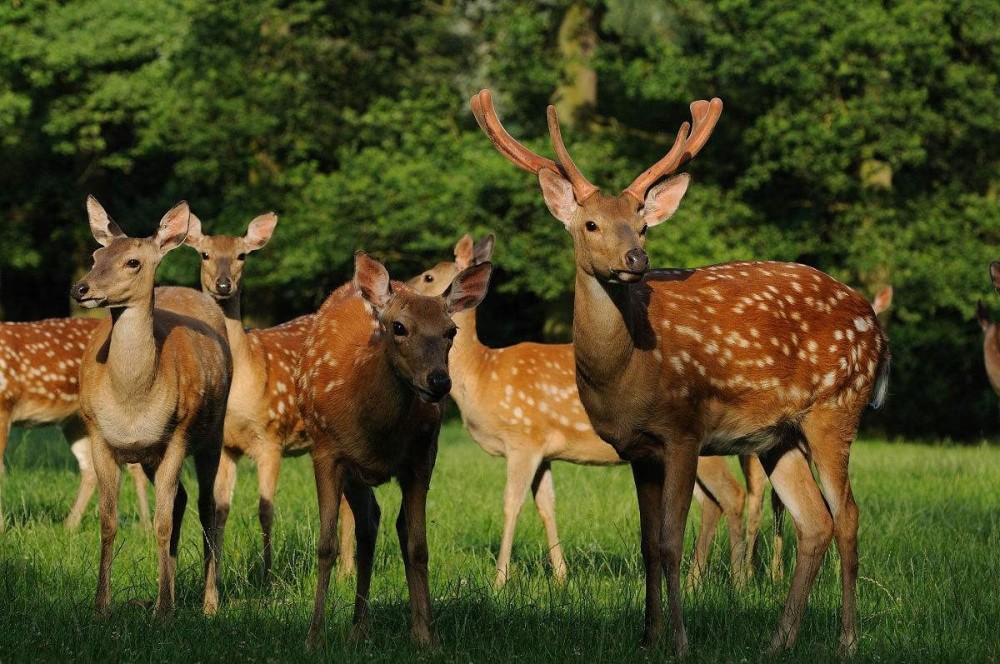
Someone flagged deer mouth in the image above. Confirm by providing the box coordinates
[413,385,447,404]
[611,269,645,284]
[73,294,107,309]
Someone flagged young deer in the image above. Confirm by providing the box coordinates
[408,233,752,590]
[471,89,890,655]
[0,317,149,531]
[297,252,491,649]
[72,197,232,619]
[183,213,354,582]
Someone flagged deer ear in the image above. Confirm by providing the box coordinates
[990,262,1000,295]
[354,251,392,312]
[538,169,578,226]
[154,201,191,254]
[473,234,495,264]
[641,173,690,227]
[453,234,474,269]
[872,286,893,315]
[86,196,126,247]
[244,212,278,251]
[183,212,206,249]
[443,262,492,315]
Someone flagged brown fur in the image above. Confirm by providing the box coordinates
[0,317,149,531]
[297,253,490,649]
[74,198,232,619]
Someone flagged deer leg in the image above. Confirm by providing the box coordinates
[771,490,786,581]
[255,445,281,584]
[306,453,346,651]
[345,480,379,642]
[802,409,860,656]
[631,459,664,648]
[495,450,543,588]
[531,460,567,584]
[687,481,721,592]
[151,442,187,620]
[396,469,438,647]
[127,464,151,529]
[65,437,96,530]
[336,496,356,580]
[194,446,222,616]
[741,454,766,575]
[760,445,833,654]
[0,412,11,531]
[212,448,239,571]
[91,434,120,617]
[660,443,699,658]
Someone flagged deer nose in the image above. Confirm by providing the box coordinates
[426,371,452,400]
[71,282,90,301]
[624,248,649,273]
[215,278,233,296]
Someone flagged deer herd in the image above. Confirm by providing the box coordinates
[10,86,983,657]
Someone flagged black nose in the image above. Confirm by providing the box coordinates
[427,371,452,399]
[215,278,233,295]
[624,248,649,273]
[71,282,89,301]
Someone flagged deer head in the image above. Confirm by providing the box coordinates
[408,234,495,297]
[470,89,721,284]
[72,197,190,308]
[184,212,278,300]
[989,262,1000,295]
[354,251,492,402]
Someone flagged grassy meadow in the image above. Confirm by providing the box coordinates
[0,420,996,662]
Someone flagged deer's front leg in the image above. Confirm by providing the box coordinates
[152,439,187,620]
[306,452,346,651]
[397,464,438,647]
[659,441,698,658]
[631,459,665,648]
[91,433,120,617]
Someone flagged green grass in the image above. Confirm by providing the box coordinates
[0,422,997,662]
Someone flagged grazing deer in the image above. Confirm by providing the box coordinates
[183,213,354,582]
[0,317,149,531]
[408,233,752,590]
[297,252,492,649]
[72,197,232,619]
[471,89,890,655]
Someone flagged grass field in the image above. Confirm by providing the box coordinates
[0,420,996,662]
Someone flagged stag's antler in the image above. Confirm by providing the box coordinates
[623,97,723,204]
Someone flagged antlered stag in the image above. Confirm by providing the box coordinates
[471,89,889,655]
[297,252,491,648]
[0,317,149,531]
[72,198,232,618]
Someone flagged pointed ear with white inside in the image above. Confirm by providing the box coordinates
[473,234,495,265]
[354,251,392,312]
[872,286,893,315]
[538,168,579,226]
[453,234,474,269]
[154,201,191,254]
[443,262,493,315]
[641,173,690,227]
[183,212,206,249]
[86,195,126,247]
[990,262,1000,295]
[244,212,278,251]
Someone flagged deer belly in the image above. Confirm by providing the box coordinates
[94,406,172,450]
[11,396,77,426]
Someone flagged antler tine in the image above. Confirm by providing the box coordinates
[546,105,599,203]
[470,90,561,176]
[623,97,723,203]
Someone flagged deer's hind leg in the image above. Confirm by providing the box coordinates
[194,444,222,615]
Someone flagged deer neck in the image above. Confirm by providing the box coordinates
[572,268,643,391]
[357,342,414,434]
[217,289,253,365]
[107,299,159,397]
[447,307,489,408]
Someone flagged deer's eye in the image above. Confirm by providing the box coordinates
[639,224,648,236]
[424,274,434,282]
[444,327,457,341]
[237,253,246,261]
[392,321,408,336]
[125,258,140,269]
[201,253,209,261]
[585,221,598,232]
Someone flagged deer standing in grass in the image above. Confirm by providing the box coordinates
[297,252,492,649]
[183,213,354,582]
[409,233,752,590]
[0,317,149,531]
[471,89,890,655]
[72,197,232,618]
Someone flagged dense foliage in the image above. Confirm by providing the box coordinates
[1,0,998,439]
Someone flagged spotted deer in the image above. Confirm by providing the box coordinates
[72,197,232,619]
[183,213,354,582]
[0,317,149,531]
[471,89,890,655]
[409,233,752,590]
[297,252,492,649]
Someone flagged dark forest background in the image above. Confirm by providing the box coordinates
[1,0,998,440]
